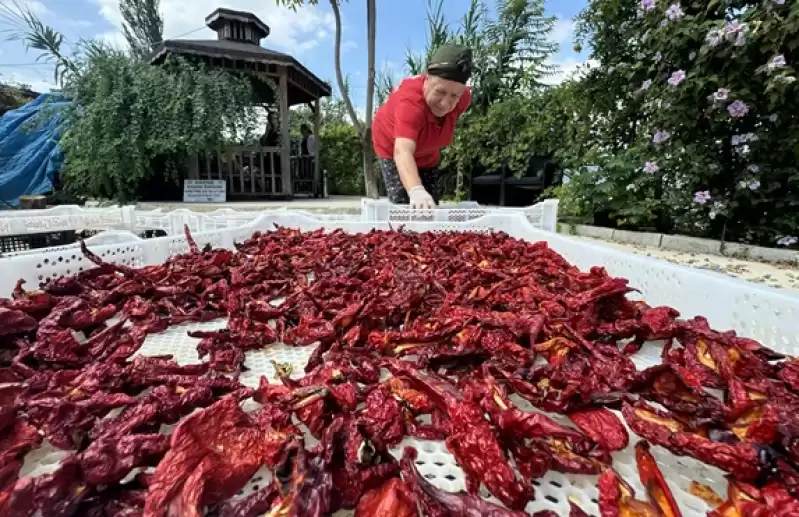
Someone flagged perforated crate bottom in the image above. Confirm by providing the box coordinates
[22,320,728,516]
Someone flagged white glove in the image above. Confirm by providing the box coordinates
[408,185,435,209]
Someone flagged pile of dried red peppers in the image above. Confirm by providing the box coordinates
[1,225,798,516]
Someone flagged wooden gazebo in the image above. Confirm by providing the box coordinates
[150,8,332,198]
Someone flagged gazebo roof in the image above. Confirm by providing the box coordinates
[205,8,270,39]
[149,8,331,106]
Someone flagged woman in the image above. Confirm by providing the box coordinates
[299,123,316,156]
[259,111,280,148]
[372,42,473,209]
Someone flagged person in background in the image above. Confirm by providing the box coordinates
[371,42,473,209]
[300,123,316,156]
[258,111,281,190]
[260,111,280,148]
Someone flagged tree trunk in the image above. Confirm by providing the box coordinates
[362,128,378,198]
[329,0,362,134]
[363,0,379,198]
[327,0,379,198]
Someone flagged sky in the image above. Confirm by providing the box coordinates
[0,0,591,113]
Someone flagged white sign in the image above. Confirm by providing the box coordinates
[183,180,226,203]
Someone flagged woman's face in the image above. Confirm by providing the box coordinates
[423,75,466,117]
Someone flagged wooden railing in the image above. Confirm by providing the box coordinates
[291,156,315,196]
[189,145,318,197]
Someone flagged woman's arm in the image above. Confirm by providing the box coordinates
[394,137,434,208]
[393,137,422,191]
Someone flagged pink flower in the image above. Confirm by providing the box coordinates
[665,4,684,20]
[693,191,711,204]
[727,100,749,118]
[653,130,671,144]
[768,54,787,69]
[643,161,660,173]
[668,70,686,86]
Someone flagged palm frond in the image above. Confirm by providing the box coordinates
[0,0,76,85]
[375,67,397,106]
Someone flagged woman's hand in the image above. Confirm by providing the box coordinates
[408,185,435,209]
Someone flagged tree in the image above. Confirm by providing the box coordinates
[59,50,256,202]
[5,7,258,202]
[120,0,164,60]
[293,74,357,128]
[277,0,380,198]
[561,0,799,247]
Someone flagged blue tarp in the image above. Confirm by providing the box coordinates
[0,93,70,208]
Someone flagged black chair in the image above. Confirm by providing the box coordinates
[470,155,559,206]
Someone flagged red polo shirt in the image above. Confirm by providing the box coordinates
[372,75,471,169]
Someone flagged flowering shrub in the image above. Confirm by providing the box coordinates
[560,0,799,247]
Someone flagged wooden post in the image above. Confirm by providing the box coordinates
[279,67,292,197]
[313,97,321,197]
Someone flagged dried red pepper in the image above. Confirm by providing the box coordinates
[708,477,797,517]
[354,477,416,517]
[568,408,629,452]
[3,220,799,515]
[143,396,291,516]
[633,363,727,423]
[400,447,528,517]
[0,308,37,336]
[598,468,659,517]
[264,447,334,516]
[635,440,683,517]
[208,478,283,517]
[386,359,534,510]
[327,417,399,511]
[0,459,88,517]
[79,433,169,485]
[623,400,764,480]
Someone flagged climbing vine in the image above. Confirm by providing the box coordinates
[59,49,258,202]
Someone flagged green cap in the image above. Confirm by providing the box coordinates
[427,42,473,84]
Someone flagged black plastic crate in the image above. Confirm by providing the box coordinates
[0,230,77,254]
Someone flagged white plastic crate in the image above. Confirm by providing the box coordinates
[0,230,145,258]
[0,205,136,236]
[0,206,360,257]
[360,198,559,231]
[3,211,798,516]
[133,207,361,236]
[132,208,172,234]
